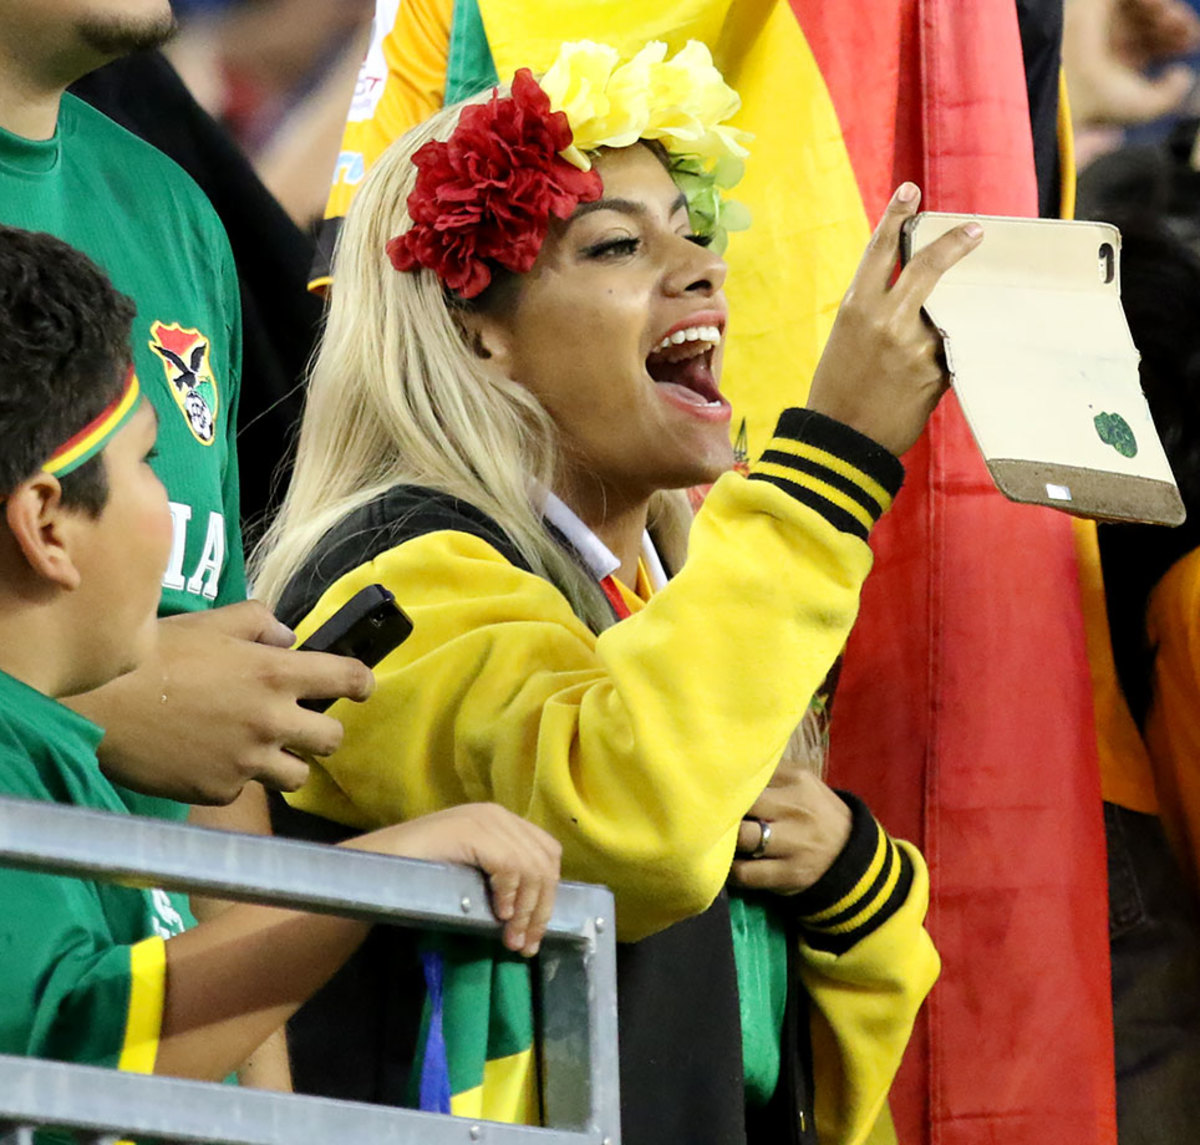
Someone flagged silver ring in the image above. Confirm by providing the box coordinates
[745,816,772,860]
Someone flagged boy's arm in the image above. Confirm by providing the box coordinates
[0,801,556,1081]
[237,1026,294,1091]
[188,787,292,1091]
[155,804,560,1080]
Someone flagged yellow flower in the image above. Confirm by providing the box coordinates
[540,39,751,186]
[540,41,643,169]
[642,41,749,169]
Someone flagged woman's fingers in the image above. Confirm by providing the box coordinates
[729,857,793,890]
[805,194,984,457]
[728,777,851,895]
[847,182,923,299]
[892,219,984,320]
[736,817,766,855]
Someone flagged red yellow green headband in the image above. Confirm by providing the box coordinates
[43,365,140,478]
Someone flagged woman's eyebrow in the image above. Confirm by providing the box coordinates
[571,192,690,221]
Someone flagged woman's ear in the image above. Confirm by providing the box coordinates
[4,475,84,591]
[457,310,516,377]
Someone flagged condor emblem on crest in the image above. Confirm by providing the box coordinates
[149,321,219,445]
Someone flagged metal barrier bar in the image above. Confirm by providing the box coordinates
[0,1057,610,1144]
[0,796,620,1145]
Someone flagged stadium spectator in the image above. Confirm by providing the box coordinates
[1065,0,1200,166]
[253,45,980,1145]
[1086,214,1200,1144]
[0,225,561,1137]
[0,0,370,806]
[69,48,325,539]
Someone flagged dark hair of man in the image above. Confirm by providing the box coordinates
[0,226,136,515]
[1093,210,1200,724]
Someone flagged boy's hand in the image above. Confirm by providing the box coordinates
[350,804,562,957]
[70,600,374,804]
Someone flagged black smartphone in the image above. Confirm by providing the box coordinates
[295,584,414,712]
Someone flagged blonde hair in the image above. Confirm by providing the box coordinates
[252,96,689,632]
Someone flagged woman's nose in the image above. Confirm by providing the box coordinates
[664,235,728,297]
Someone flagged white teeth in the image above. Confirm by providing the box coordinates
[652,324,722,353]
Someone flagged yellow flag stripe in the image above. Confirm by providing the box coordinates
[117,936,166,1075]
[448,1046,539,1123]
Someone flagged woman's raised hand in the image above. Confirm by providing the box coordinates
[805,183,983,457]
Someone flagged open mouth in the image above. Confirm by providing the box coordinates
[645,323,728,412]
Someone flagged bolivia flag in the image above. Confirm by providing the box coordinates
[320,3,1116,1141]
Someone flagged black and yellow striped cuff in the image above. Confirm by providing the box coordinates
[790,792,914,954]
[748,409,905,540]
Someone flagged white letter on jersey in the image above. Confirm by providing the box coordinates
[162,501,192,591]
[187,511,226,600]
[149,887,187,939]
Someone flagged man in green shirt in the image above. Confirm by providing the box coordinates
[0,226,560,1131]
[0,0,369,809]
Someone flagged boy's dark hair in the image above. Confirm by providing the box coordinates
[0,226,136,515]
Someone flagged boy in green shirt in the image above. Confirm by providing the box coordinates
[0,226,560,1122]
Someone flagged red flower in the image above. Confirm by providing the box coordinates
[386,69,603,299]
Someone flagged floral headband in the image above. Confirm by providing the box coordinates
[386,40,751,300]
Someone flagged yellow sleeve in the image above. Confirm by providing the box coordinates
[799,841,939,1145]
[323,0,454,229]
[1145,549,1200,893]
[117,936,167,1074]
[290,410,904,941]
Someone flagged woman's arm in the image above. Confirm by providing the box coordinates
[798,840,938,1145]
[732,769,938,1145]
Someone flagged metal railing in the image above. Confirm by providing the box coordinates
[0,796,620,1144]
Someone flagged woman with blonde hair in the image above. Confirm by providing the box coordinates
[254,41,981,1145]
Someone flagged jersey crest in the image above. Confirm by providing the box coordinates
[148,321,219,445]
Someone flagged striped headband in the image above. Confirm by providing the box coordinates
[43,365,140,478]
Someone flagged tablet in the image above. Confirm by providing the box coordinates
[902,212,1185,525]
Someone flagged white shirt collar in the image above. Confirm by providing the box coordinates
[540,490,665,590]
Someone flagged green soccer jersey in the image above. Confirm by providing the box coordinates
[0,94,247,820]
[0,668,194,1143]
[0,94,245,614]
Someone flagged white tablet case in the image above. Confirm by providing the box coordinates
[903,212,1185,525]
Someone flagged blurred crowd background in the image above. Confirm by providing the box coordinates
[149,0,1200,237]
